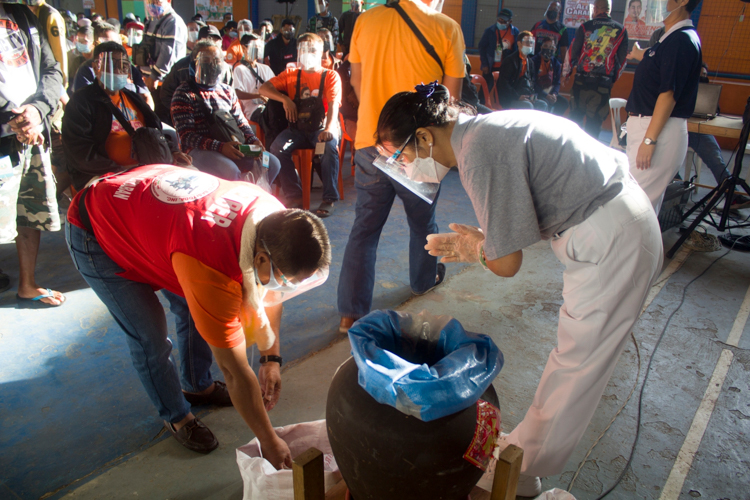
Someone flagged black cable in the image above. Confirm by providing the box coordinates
[595,239,745,499]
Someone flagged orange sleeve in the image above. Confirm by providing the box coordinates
[269,69,291,95]
[325,69,342,107]
[171,252,245,349]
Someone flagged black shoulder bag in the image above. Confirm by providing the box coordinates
[103,93,173,165]
[294,69,328,134]
[385,1,444,73]
[188,79,246,143]
[132,13,171,68]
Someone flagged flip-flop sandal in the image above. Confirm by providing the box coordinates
[0,271,10,294]
[315,201,335,218]
[16,288,66,308]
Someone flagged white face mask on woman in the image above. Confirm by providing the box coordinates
[404,138,450,184]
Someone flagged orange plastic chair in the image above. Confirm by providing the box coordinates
[292,146,344,210]
[471,74,492,108]
[339,113,356,176]
[247,120,265,147]
[491,71,504,110]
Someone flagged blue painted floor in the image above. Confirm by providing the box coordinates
[0,161,479,500]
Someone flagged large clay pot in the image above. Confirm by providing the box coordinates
[326,357,499,500]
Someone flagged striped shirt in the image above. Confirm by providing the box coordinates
[171,81,256,153]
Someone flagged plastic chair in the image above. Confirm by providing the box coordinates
[292,146,345,210]
[339,113,356,176]
[471,74,492,108]
[608,98,627,151]
[247,120,265,147]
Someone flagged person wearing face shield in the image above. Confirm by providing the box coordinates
[260,33,342,216]
[531,37,568,116]
[265,18,297,76]
[495,31,547,111]
[171,44,282,183]
[123,20,145,56]
[65,160,331,463]
[185,19,203,51]
[258,19,274,43]
[317,28,340,70]
[338,0,363,55]
[530,1,569,62]
[232,34,274,123]
[477,8,518,101]
[563,0,627,139]
[376,82,662,497]
[225,19,253,65]
[63,42,190,190]
[139,0,187,92]
[156,29,231,125]
[307,0,338,48]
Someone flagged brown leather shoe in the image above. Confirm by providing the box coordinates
[339,316,356,334]
[184,381,233,407]
[165,417,219,454]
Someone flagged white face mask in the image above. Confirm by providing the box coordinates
[404,140,449,184]
[298,52,320,71]
[188,30,199,43]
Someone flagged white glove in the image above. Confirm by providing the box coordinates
[425,223,485,264]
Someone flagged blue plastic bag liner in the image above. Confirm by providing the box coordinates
[347,310,503,422]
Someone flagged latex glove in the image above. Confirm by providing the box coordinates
[425,223,485,263]
[258,362,282,411]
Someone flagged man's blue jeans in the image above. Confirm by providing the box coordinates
[337,147,440,319]
[270,127,340,203]
[688,132,730,185]
[190,149,281,183]
[65,222,214,424]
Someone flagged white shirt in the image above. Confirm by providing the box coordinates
[0,4,38,136]
[232,61,275,119]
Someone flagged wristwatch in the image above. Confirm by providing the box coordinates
[259,355,283,366]
[643,138,657,145]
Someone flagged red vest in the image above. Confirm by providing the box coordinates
[68,165,284,295]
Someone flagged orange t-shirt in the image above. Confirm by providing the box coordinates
[172,252,245,349]
[224,38,244,65]
[268,67,342,109]
[105,92,145,168]
[349,0,465,150]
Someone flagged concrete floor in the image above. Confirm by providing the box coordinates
[2,141,750,499]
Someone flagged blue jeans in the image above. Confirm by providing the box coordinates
[507,99,548,111]
[190,149,281,184]
[337,147,440,318]
[687,132,729,185]
[65,222,214,423]
[270,127,340,202]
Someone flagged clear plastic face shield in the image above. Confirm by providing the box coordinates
[314,0,328,15]
[373,135,441,204]
[237,21,253,39]
[97,51,132,92]
[256,240,330,306]
[245,39,264,62]
[520,36,535,56]
[127,27,144,46]
[195,49,225,87]
[297,40,322,71]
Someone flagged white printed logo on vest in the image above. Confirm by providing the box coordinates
[151,170,220,204]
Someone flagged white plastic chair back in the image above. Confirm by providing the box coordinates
[609,98,628,151]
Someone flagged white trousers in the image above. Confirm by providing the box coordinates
[626,115,689,215]
[506,179,663,477]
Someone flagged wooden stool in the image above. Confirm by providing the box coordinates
[292,444,524,500]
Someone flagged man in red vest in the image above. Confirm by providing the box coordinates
[66,164,331,466]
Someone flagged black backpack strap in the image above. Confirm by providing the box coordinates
[102,92,136,136]
[385,1,443,73]
[295,69,302,103]
[318,70,327,100]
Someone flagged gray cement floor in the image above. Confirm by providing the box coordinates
[59,228,750,500]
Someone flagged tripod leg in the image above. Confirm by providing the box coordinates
[666,187,727,258]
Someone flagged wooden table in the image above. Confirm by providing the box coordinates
[687,114,743,139]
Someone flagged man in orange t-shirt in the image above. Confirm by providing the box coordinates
[260,33,342,218]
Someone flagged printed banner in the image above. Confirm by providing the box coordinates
[82,0,95,9]
[623,0,667,41]
[463,399,502,472]
[563,0,594,29]
[195,0,232,22]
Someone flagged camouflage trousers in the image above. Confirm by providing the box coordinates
[0,140,60,244]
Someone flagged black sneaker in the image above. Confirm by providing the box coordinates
[413,263,446,296]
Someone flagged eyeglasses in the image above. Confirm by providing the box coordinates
[262,240,292,285]
[377,133,413,162]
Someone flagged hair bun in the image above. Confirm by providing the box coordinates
[414,81,449,103]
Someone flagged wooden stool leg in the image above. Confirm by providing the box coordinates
[490,444,524,500]
[293,447,325,500]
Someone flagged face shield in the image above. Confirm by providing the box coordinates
[237,21,253,39]
[520,36,535,56]
[373,135,441,204]
[245,39,264,62]
[195,50,224,87]
[297,40,322,71]
[126,27,144,46]
[97,51,132,92]
[318,30,333,55]
[262,266,330,306]
[314,0,328,15]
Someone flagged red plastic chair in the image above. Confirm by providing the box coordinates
[292,147,344,210]
[339,113,356,176]
[471,74,492,108]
